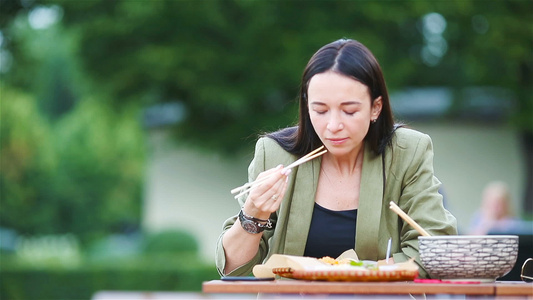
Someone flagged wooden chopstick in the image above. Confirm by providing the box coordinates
[389,201,431,237]
[230,146,325,195]
[232,149,327,199]
[284,145,326,170]
[231,146,327,198]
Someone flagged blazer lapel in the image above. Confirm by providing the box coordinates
[283,156,321,256]
[279,144,383,259]
[355,144,384,260]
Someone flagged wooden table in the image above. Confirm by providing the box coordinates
[203,280,532,297]
[496,281,533,297]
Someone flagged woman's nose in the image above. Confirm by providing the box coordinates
[327,116,344,132]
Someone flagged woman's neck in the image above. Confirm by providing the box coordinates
[322,143,365,177]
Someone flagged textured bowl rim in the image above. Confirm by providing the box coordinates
[418,235,518,239]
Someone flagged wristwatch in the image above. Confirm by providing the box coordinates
[238,209,273,234]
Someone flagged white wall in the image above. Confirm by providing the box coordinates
[142,129,251,262]
[411,122,525,232]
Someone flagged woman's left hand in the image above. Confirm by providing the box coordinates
[377,257,395,266]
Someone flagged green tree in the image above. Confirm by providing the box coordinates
[52,98,145,242]
[1,3,82,120]
[0,86,58,234]
[32,0,531,148]
[1,4,147,241]
[0,85,145,242]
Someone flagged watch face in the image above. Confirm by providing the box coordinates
[241,220,261,234]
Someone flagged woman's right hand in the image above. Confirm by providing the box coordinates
[242,164,291,220]
[222,165,291,275]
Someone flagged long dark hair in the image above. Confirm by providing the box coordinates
[267,39,398,156]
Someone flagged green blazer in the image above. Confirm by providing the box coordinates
[216,128,457,278]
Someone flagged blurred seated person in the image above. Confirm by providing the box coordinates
[469,181,532,235]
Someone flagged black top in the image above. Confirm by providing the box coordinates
[303,202,357,258]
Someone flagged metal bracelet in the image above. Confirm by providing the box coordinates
[241,207,269,222]
[240,209,273,230]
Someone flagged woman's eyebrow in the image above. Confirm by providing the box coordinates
[341,101,362,106]
[310,100,362,106]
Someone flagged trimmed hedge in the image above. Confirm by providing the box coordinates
[0,258,219,300]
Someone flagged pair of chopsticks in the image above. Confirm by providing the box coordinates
[231,145,328,199]
[389,201,431,237]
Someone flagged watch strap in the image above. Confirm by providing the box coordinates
[240,208,270,223]
[238,209,273,234]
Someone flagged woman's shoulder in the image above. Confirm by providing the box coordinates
[254,136,296,167]
[392,127,432,150]
[386,127,436,179]
[257,135,285,151]
[257,126,298,155]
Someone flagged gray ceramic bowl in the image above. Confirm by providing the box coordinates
[419,235,518,282]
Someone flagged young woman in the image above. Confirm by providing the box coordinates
[216,39,457,279]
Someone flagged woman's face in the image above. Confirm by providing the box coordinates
[307,71,381,157]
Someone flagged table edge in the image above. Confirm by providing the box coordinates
[202,280,502,295]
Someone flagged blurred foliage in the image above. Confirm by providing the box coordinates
[0,85,145,244]
[0,254,218,299]
[1,231,209,299]
[36,0,533,150]
[1,3,83,119]
[0,0,23,28]
[15,234,82,268]
[1,86,58,234]
[52,98,144,242]
[142,229,199,255]
[1,0,531,154]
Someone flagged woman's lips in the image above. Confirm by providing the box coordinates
[327,138,348,145]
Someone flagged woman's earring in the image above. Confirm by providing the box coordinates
[371,119,377,124]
